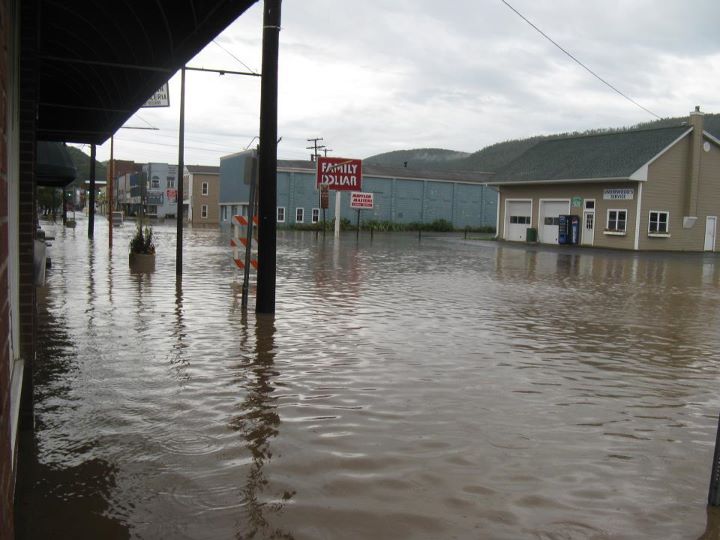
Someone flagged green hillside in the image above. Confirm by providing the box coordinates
[67,145,107,183]
[367,113,720,173]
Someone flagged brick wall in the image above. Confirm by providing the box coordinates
[0,0,13,535]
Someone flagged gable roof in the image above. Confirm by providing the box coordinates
[489,125,691,185]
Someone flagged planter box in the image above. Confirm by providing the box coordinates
[129,252,156,273]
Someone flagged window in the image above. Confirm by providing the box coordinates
[509,215,531,224]
[167,177,175,188]
[201,205,208,219]
[202,182,209,196]
[543,217,559,226]
[151,175,160,189]
[607,209,627,232]
[221,206,228,221]
[277,207,285,222]
[648,211,669,234]
[312,208,320,223]
[585,200,595,210]
[296,207,304,223]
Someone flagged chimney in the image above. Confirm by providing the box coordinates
[685,106,704,222]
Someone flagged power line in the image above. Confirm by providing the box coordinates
[499,0,662,120]
[212,39,258,75]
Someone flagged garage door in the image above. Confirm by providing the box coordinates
[539,200,570,244]
[506,201,532,241]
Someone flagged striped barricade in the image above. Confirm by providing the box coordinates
[231,215,259,270]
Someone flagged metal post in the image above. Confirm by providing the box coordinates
[256,0,281,314]
[242,172,257,308]
[109,135,114,249]
[709,413,720,506]
[356,209,360,240]
[88,144,96,238]
[176,66,186,277]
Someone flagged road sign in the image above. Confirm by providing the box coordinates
[319,183,329,209]
[350,192,374,209]
[316,157,362,191]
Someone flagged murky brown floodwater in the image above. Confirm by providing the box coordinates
[14,218,720,539]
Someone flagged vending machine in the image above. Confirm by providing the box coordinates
[558,215,580,245]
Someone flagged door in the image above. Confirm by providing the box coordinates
[506,201,531,241]
[539,201,570,244]
[705,216,717,251]
[582,211,595,245]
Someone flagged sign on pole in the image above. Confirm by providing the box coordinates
[143,83,170,108]
[316,157,362,191]
[350,192,374,210]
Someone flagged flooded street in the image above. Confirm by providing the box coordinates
[15,218,720,539]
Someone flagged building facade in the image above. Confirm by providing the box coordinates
[142,162,179,219]
[489,110,720,252]
[219,154,497,230]
[184,165,220,225]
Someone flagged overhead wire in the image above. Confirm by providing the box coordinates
[498,0,662,120]
[212,39,258,75]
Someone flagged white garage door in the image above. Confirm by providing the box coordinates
[506,201,532,241]
[539,200,570,244]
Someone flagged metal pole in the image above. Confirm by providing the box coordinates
[88,144,96,238]
[356,209,360,240]
[256,0,281,314]
[709,413,720,506]
[176,66,186,277]
[242,174,257,308]
[109,135,114,249]
[334,191,341,238]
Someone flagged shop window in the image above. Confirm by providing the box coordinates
[648,211,669,234]
[607,209,627,232]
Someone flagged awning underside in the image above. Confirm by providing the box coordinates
[37,0,258,145]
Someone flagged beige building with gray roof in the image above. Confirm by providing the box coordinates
[487,109,720,252]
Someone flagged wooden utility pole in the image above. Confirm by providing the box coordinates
[256,0,281,314]
[109,135,114,249]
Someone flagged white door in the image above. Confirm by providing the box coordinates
[539,201,570,244]
[582,211,595,245]
[705,216,717,251]
[506,201,531,241]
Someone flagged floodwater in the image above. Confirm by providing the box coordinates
[15,218,720,539]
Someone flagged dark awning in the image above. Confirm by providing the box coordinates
[36,142,77,188]
[37,0,258,145]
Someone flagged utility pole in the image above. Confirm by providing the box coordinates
[256,0,281,314]
[322,147,332,157]
[88,144,96,239]
[109,135,114,249]
[176,66,186,277]
[306,137,323,161]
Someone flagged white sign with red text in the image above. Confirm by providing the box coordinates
[350,192,374,210]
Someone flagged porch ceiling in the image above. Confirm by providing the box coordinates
[37,0,258,145]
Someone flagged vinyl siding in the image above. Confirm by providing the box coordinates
[191,173,219,224]
[640,134,720,251]
[498,182,639,250]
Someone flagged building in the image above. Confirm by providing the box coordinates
[219,154,497,230]
[1,1,258,536]
[184,165,220,225]
[143,163,179,219]
[488,109,720,251]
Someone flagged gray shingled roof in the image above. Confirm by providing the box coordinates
[186,165,219,174]
[278,160,492,184]
[490,125,690,184]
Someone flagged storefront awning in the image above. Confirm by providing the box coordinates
[36,142,77,188]
[37,0,258,145]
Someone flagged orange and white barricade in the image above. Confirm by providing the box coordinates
[231,214,258,271]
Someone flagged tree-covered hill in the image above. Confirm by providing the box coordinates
[366,113,720,173]
[67,145,107,182]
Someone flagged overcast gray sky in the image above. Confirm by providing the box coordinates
[82,0,720,167]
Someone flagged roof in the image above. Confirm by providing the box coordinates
[186,165,220,175]
[277,160,493,184]
[489,125,691,184]
[38,0,257,144]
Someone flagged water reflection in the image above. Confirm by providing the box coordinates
[229,314,294,539]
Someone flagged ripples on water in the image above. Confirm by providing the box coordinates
[15,219,720,539]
